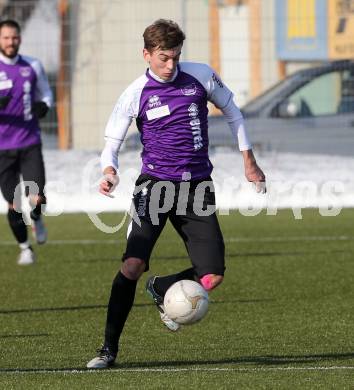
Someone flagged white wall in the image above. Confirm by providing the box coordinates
[261,0,278,91]
[70,0,209,149]
[220,3,250,107]
[69,0,281,149]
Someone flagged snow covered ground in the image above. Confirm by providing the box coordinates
[1,148,353,218]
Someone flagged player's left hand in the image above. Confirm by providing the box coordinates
[32,101,49,118]
[245,162,266,194]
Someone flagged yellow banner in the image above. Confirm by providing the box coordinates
[328,0,354,59]
[288,0,316,38]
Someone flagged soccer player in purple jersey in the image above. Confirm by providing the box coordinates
[0,20,53,265]
[87,19,266,368]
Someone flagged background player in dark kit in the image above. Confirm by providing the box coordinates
[87,19,265,368]
[0,20,53,265]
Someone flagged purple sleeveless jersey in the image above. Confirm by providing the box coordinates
[103,62,239,181]
[0,56,42,150]
[137,68,212,180]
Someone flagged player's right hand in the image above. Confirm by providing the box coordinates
[99,173,119,198]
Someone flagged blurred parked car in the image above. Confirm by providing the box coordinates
[124,60,354,155]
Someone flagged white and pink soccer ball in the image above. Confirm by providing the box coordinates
[163,280,209,325]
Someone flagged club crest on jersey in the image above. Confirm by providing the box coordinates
[181,83,196,96]
[0,71,7,81]
[148,95,161,108]
[188,103,199,118]
[19,67,32,78]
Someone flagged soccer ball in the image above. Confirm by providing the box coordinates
[163,280,209,325]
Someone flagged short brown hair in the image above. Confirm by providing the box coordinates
[143,19,185,52]
[0,19,21,34]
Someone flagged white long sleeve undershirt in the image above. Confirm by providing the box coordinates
[100,110,132,171]
[100,64,252,172]
[100,138,122,171]
[220,95,252,151]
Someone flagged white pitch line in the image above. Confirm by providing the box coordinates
[0,236,353,246]
[226,235,354,243]
[0,239,118,246]
[1,366,354,374]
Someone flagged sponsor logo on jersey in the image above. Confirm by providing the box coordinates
[181,83,197,96]
[0,79,12,90]
[146,105,170,120]
[188,103,199,118]
[23,80,33,121]
[187,104,203,151]
[20,67,32,78]
[0,71,7,81]
[148,95,161,108]
[212,73,223,88]
[190,118,201,127]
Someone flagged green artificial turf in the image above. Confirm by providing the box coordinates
[0,209,353,389]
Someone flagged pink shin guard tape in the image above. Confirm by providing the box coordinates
[200,274,214,291]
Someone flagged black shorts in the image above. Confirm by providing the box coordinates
[122,174,225,278]
[0,143,46,204]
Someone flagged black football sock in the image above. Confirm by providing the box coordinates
[153,267,196,297]
[30,202,45,221]
[104,271,137,354]
[7,209,28,244]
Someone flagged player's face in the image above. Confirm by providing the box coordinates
[143,45,182,81]
[0,26,21,58]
